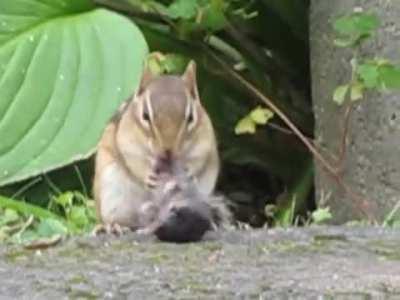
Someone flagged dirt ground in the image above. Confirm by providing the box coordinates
[0,226,400,299]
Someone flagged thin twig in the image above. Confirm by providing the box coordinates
[74,165,88,197]
[11,177,42,199]
[336,104,354,172]
[312,104,354,173]
[43,174,62,196]
[207,49,376,220]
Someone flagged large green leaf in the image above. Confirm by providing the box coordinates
[0,0,148,186]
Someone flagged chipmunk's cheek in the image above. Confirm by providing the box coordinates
[147,139,155,154]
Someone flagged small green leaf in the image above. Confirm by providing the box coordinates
[312,207,332,224]
[167,0,199,19]
[379,65,400,89]
[148,53,188,75]
[0,208,20,226]
[333,84,349,105]
[357,63,379,88]
[37,218,68,237]
[375,58,391,66]
[250,106,274,125]
[147,58,164,76]
[274,196,296,227]
[163,54,187,74]
[235,117,256,135]
[68,206,88,228]
[350,82,364,101]
[53,192,74,209]
[334,38,356,48]
[85,200,97,222]
[334,13,379,36]
[201,0,228,31]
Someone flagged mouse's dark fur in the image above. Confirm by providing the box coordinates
[138,160,231,242]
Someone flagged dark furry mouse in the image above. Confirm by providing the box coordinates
[137,160,231,242]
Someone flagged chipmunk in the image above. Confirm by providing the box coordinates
[137,159,231,242]
[93,61,220,233]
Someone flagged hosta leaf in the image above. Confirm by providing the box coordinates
[0,1,148,186]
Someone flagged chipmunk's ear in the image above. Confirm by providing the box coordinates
[182,60,199,100]
[137,64,155,95]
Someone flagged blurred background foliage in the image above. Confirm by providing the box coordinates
[0,0,314,242]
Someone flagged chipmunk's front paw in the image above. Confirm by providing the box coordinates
[146,171,159,189]
[92,223,131,236]
[136,227,154,236]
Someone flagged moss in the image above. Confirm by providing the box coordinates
[66,288,99,300]
[68,274,90,285]
[1,227,400,298]
[147,252,171,263]
[313,234,348,242]
[367,240,400,261]
[4,248,30,263]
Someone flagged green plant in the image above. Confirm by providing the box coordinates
[0,191,96,245]
[310,207,332,225]
[273,196,297,227]
[1,0,314,232]
[333,12,400,105]
[235,106,274,135]
[49,191,97,233]
[382,201,400,228]
[0,0,148,186]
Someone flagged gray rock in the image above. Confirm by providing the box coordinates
[310,0,400,222]
[1,226,400,299]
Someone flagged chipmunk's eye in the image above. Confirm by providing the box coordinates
[186,103,196,130]
[187,110,194,124]
[140,91,153,127]
[142,111,150,123]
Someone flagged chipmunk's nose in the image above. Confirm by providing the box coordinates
[165,149,172,158]
[160,149,172,161]
[154,150,173,174]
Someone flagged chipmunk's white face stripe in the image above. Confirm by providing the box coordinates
[185,92,197,132]
[138,90,153,131]
[144,90,154,123]
[145,90,165,151]
[174,93,196,152]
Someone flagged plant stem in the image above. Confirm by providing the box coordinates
[208,49,376,220]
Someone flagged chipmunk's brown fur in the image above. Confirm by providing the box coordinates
[93,61,220,231]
